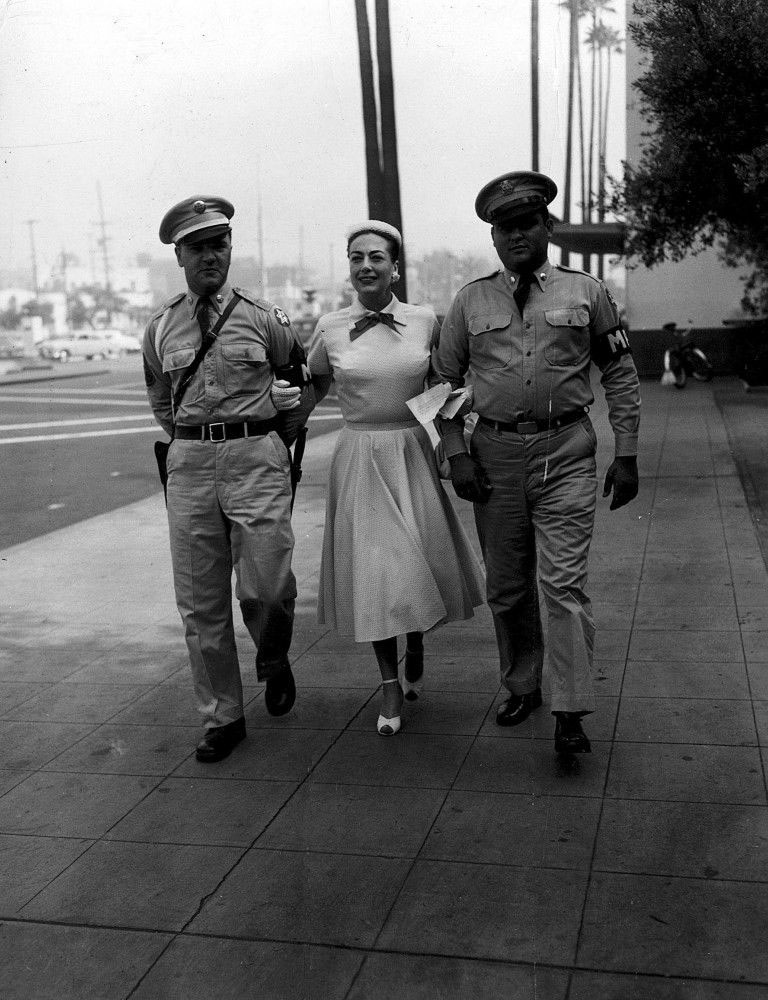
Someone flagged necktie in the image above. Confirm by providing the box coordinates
[350,311,397,341]
[197,297,212,338]
[513,273,533,315]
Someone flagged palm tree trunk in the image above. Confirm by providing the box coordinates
[596,39,605,278]
[562,0,578,266]
[375,0,407,301]
[354,0,385,219]
[531,0,539,171]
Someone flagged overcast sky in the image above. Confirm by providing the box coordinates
[0,0,626,285]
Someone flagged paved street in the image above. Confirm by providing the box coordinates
[1,375,768,999]
[0,358,343,549]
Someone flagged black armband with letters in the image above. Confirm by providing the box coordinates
[274,340,311,387]
[591,324,632,367]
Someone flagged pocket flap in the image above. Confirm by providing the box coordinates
[222,343,267,363]
[468,313,511,336]
[162,347,196,372]
[544,307,590,328]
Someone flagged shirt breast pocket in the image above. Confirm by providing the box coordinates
[543,307,590,367]
[468,312,512,369]
[222,342,268,395]
[162,347,199,398]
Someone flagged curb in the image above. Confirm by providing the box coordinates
[0,367,110,387]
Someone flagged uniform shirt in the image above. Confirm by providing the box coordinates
[432,260,640,458]
[142,283,301,436]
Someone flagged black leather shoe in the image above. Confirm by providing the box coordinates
[496,687,543,727]
[264,665,296,717]
[195,718,246,763]
[554,713,591,754]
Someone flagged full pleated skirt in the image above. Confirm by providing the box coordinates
[318,421,486,641]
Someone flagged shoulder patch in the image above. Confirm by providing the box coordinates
[273,306,291,327]
[232,286,259,306]
[149,291,185,322]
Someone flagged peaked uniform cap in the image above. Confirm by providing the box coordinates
[475,171,557,223]
[346,219,402,252]
[159,196,235,245]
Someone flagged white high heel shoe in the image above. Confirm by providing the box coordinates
[377,678,402,735]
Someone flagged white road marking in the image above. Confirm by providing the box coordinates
[0,415,154,431]
[0,409,340,445]
[0,427,161,444]
[0,394,149,407]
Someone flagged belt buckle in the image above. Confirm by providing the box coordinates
[208,422,226,442]
[516,420,538,434]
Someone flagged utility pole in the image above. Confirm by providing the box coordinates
[298,225,305,290]
[25,219,39,297]
[95,182,113,322]
[531,0,539,172]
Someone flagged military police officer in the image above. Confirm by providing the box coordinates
[432,171,640,754]
[143,196,309,762]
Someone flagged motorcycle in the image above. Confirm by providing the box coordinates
[661,321,714,388]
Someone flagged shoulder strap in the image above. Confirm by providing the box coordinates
[172,292,241,417]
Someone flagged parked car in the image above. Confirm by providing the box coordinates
[99,329,142,354]
[38,329,140,362]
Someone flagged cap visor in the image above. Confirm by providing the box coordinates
[177,223,231,245]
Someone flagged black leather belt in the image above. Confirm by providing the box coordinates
[478,409,587,434]
[174,418,279,442]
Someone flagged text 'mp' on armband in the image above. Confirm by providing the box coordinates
[591,324,632,367]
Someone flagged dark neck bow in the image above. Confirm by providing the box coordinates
[350,311,397,341]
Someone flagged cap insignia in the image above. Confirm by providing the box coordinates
[193,200,206,214]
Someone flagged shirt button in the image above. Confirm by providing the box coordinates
[526,379,532,385]
[526,351,531,356]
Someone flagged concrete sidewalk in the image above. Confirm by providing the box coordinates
[1,379,767,999]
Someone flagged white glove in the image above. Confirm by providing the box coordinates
[271,379,301,411]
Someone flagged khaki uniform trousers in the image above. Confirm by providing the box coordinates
[166,431,297,728]
[471,417,598,714]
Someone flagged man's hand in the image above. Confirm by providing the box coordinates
[449,453,493,504]
[271,379,301,411]
[602,455,638,510]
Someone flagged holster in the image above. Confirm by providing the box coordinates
[154,439,170,503]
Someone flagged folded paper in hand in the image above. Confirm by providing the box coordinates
[405,384,473,424]
[406,383,474,479]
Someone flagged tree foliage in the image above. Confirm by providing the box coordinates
[613,0,768,313]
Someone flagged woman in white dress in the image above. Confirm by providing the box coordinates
[276,221,484,734]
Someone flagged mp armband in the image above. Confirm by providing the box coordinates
[274,341,312,387]
[591,325,632,367]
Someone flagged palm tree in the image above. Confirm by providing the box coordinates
[531,0,540,171]
[375,0,407,300]
[582,0,615,271]
[354,0,385,219]
[598,24,623,222]
[353,0,407,300]
[559,0,578,265]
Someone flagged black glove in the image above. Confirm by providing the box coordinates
[449,453,493,504]
[602,455,639,510]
